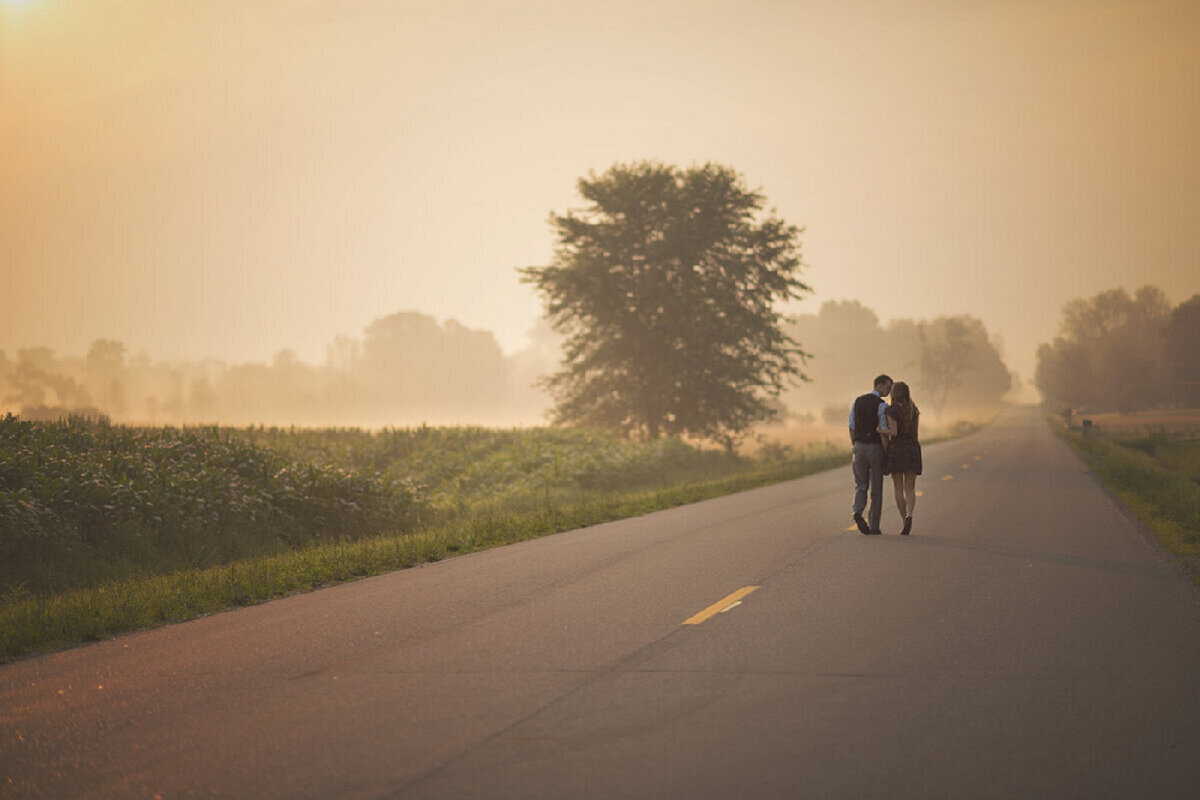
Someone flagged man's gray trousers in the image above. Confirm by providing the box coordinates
[852,441,886,531]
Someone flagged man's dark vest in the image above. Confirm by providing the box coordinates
[853,393,885,444]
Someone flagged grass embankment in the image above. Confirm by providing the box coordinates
[1057,422,1200,586]
[0,415,846,662]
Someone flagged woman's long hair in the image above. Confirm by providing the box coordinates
[891,381,919,428]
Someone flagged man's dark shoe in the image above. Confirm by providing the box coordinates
[853,513,870,535]
[901,516,912,536]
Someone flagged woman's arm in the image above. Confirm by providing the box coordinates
[878,408,895,449]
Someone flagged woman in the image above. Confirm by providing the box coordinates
[881,381,922,535]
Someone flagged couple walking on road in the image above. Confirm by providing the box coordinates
[850,374,923,536]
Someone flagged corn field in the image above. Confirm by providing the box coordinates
[1,414,830,596]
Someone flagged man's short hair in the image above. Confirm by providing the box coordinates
[874,374,893,388]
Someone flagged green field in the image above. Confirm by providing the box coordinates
[1057,420,1200,584]
[0,414,848,662]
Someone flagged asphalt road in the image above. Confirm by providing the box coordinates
[3,405,1199,799]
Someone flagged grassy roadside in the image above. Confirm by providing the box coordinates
[0,453,844,663]
[1054,422,1200,587]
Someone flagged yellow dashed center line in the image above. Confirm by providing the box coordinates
[941,474,954,481]
[973,455,982,460]
[915,490,923,497]
[683,586,760,625]
[962,464,971,469]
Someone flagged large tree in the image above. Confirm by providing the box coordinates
[520,161,811,448]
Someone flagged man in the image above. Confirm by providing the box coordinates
[849,374,893,535]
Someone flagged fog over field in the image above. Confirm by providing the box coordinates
[2,0,1197,427]
[0,311,558,427]
[0,300,1015,429]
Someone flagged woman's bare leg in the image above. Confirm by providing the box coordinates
[892,473,907,520]
[897,473,916,534]
[904,473,917,517]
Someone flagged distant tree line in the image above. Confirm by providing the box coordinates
[776,300,1015,424]
[1035,286,1200,412]
[0,298,1015,434]
[0,297,1016,433]
[0,311,559,426]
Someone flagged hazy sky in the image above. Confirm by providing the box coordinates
[2,0,1197,388]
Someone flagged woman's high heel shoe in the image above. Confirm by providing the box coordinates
[901,516,912,536]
